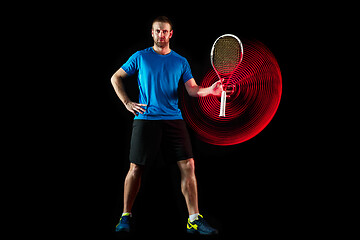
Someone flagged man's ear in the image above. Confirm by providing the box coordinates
[169,30,173,39]
[151,29,154,38]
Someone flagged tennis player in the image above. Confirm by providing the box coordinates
[111,16,221,235]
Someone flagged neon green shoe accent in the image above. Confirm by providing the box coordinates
[186,214,218,235]
[187,220,198,230]
[187,214,204,230]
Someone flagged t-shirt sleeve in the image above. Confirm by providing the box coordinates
[121,51,140,76]
[182,59,194,83]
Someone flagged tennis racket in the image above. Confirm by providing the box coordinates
[210,34,243,117]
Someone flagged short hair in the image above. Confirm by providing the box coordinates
[152,16,173,30]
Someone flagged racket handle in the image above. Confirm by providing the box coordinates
[219,90,226,117]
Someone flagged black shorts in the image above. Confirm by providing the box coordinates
[129,120,193,166]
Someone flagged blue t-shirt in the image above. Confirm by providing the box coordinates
[121,47,193,120]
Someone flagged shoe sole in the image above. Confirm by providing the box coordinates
[187,228,218,235]
[115,228,130,233]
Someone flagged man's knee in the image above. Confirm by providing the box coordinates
[178,158,195,174]
[129,163,144,177]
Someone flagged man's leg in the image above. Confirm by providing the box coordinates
[178,158,218,235]
[123,163,144,213]
[116,163,143,232]
[177,158,199,215]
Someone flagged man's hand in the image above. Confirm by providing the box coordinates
[125,101,147,116]
[210,80,223,96]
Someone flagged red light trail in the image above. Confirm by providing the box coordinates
[180,40,282,146]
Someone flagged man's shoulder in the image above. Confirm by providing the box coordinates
[137,47,153,55]
[129,47,152,58]
[170,50,189,64]
[171,50,186,60]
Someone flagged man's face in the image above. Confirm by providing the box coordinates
[152,22,173,47]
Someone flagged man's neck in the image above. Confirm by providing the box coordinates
[153,44,171,55]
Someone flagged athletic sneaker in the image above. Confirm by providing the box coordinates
[115,213,131,232]
[187,214,218,235]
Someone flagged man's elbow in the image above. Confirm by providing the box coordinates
[187,88,198,98]
[111,74,119,86]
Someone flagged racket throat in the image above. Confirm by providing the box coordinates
[219,90,227,117]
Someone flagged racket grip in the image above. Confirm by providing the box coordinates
[219,90,226,117]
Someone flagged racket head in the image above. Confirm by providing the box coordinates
[210,34,243,78]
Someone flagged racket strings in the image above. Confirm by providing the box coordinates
[213,36,241,75]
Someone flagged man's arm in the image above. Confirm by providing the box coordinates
[110,68,147,116]
[185,78,222,97]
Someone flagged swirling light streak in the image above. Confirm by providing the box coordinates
[180,40,282,145]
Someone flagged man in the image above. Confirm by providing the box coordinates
[111,16,221,235]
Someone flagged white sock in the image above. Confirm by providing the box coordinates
[189,213,200,222]
[122,212,131,217]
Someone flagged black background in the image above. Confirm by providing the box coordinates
[16,2,335,239]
